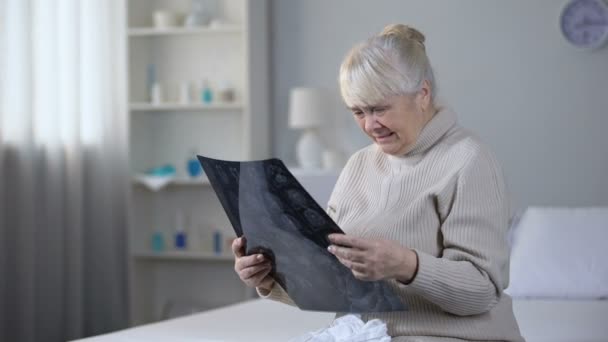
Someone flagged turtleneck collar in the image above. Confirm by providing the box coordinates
[386,104,457,165]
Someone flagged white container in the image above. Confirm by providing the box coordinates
[179,82,191,104]
[151,83,163,104]
[153,10,178,28]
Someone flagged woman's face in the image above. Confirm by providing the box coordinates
[349,86,433,156]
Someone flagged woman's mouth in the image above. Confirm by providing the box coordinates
[375,132,395,143]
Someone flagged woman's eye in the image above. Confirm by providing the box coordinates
[372,107,386,114]
[353,110,364,117]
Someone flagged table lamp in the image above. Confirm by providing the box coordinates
[289,87,324,169]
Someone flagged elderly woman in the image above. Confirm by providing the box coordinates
[232,24,523,341]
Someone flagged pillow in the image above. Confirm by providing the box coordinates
[505,206,608,299]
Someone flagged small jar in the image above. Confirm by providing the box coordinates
[217,83,235,103]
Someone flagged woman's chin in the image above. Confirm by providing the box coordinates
[377,142,409,156]
[377,143,398,155]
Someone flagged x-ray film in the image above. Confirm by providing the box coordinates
[197,155,406,313]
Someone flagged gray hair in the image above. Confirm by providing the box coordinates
[339,24,436,108]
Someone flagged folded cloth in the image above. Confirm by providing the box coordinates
[134,174,174,191]
[289,314,390,342]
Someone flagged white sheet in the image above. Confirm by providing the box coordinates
[74,299,608,342]
[512,299,608,342]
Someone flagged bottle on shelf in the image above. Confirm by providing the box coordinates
[186,148,203,178]
[213,229,222,255]
[217,81,235,103]
[151,229,165,252]
[151,82,163,104]
[174,211,187,250]
[201,79,213,104]
[151,197,166,252]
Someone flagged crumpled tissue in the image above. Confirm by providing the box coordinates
[289,314,391,342]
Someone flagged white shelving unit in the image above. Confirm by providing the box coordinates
[129,102,243,111]
[132,176,211,187]
[128,25,242,36]
[133,251,235,261]
[126,0,270,326]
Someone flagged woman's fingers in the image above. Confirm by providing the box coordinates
[231,237,246,258]
[231,236,275,289]
[249,266,272,282]
[235,253,266,271]
[243,265,273,287]
[240,262,271,280]
[352,269,372,281]
[336,255,364,270]
[349,262,367,274]
[327,233,371,250]
[328,245,365,263]
[335,254,378,280]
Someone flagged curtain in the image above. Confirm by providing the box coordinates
[0,0,129,341]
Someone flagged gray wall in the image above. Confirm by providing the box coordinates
[270,0,608,210]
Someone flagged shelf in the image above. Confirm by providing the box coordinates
[170,177,211,186]
[133,251,234,261]
[130,102,243,112]
[132,169,342,191]
[128,26,242,37]
[132,175,210,190]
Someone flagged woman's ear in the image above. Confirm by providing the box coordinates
[418,80,432,112]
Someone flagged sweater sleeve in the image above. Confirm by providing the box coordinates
[407,146,511,316]
[256,281,297,306]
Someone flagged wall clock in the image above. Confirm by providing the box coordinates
[560,0,608,49]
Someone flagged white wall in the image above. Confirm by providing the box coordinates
[270,0,608,210]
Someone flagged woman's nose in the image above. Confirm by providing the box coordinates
[364,114,381,131]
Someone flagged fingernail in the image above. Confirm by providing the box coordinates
[327,246,334,252]
[257,254,263,260]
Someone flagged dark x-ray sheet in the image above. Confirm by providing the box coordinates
[197,155,406,313]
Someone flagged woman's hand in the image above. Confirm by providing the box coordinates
[327,233,418,283]
[232,237,275,292]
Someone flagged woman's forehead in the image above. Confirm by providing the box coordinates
[348,94,413,110]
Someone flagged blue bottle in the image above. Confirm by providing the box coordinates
[175,231,187,249]
[213,230,222,255]
[174,211,187,250]
[187,149,202,178]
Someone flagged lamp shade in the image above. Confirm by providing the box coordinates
[288,87,324,129]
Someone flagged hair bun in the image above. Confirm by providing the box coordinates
[380,24,426,48]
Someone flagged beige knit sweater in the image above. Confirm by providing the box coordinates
[260,106,523,341]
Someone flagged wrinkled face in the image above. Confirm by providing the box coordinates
[349,91,433,156]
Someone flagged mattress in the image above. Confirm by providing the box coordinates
[74,298,608,342]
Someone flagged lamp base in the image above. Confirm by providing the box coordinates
[296,129,323,169]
